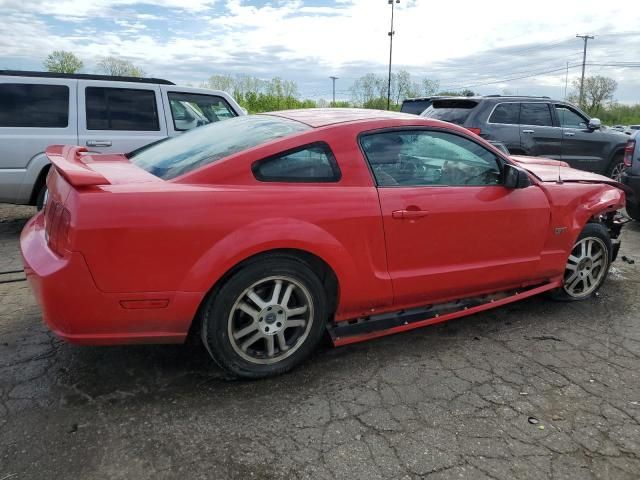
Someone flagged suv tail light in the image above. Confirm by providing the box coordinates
[624,140,635,167]
[467,128,482,135]
[44,200,72,256]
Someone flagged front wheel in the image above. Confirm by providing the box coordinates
[201,255,328,379]
[551,223,612,301]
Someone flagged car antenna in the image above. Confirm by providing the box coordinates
[557,163,562,184]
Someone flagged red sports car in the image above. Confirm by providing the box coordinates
[21,109,627,378]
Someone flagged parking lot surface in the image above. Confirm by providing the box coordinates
[1,205,640,480]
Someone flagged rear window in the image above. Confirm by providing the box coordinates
[86,87,159,131]
[0,83,69,128]
[420,100,478,125]
[130,115,310,180]
[400,99,432,115]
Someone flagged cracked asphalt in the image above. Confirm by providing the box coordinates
[1,204,640,480]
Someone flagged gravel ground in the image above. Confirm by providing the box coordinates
[1,204,639,479]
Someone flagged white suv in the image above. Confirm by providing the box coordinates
[0,70,245,207]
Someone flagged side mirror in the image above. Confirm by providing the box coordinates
[504,164,531,189]
[588,118,602,130]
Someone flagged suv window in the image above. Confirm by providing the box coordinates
[0,83,69,128]
[86,87,159,131]
[168,92,237,131]
[360,130,501,187]
[520,103,553,127]
[489,103,520,124]
[252,143,340,182]
[420,100,478,125]
[555,105,588,129]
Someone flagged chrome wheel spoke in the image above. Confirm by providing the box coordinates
[286,319,306,328]
[240,331,262,351]
[568,255,580,265]
[566,263,578,272]
[565,271,579,285]
[247,289,267,309]
[266,335,275,357]
[276,331,288,351]
[233,322,258,340]
[271,279,283,304]
[237,302,259,320]
[288,305,308,317]
[281,283,294,309]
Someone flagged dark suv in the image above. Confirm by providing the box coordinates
[421,96,629,178]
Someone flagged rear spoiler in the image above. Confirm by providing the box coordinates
[46,145,110,187]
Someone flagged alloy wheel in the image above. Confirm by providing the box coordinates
[227,276,314,364]
[610,162,625,182]
[563,237,608,298]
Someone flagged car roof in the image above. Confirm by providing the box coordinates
[262,108,422,128]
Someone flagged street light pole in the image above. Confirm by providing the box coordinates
[387,0,399,110]
[329,76,338,106]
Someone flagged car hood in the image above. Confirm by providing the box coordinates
[510,155,632,194]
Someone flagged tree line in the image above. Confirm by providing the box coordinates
[41,50,640,123]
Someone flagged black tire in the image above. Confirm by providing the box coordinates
[35,185,47,211]
[201,255,328,379]
[550,223,612,301]
[606,154,625,181]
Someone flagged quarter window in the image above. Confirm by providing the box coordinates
[360,130,501,187]
[489,103,520,124]
[253,143,340,182]
[168,92,237,131]
[86,87,159,131]
[520,103,553,127]
[0,83,69,128]
[556,105,587,129]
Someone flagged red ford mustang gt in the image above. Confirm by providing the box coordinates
[21,109,627,378]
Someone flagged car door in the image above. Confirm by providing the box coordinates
[519,102,562,159]
[554,103,610,173]
[78,81,167,154]
[360,129,551,306]
[160,86,240,137]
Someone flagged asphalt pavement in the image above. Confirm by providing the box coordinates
[1,204,639,479]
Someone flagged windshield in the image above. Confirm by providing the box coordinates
[130,115,310,180]
[421,100,478,125]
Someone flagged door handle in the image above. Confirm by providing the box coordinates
[564,131,576,136]
[522,129,535,134]
[392,209,429,220]
[86,140,112,147]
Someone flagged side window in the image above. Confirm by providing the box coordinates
[168,92,237,131]
[0,83,69,128]
[252,143,341,182]
[360,130,501,187]
[489,103,520,124]
[520,103,553,127]
[86,87,159,131]
[556,105,587,129]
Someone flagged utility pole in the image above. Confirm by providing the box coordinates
[564,61,569,100]
[576,34,594,108]
[387,0,399,110]
[329,76,338,106]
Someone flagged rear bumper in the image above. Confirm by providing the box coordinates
[621,171,640,210]
[20,214,202,345]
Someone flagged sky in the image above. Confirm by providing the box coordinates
[1,0,639,103]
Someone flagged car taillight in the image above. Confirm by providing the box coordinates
[45,200,71,256]
[624,140,635,167]
[466,128,481,135]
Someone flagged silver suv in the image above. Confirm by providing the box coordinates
[421,95,629,180]
[0,70,244,207]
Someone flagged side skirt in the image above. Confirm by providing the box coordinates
[328,281,561,347]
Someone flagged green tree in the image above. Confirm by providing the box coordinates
[569,75,617,114]
[43,51,83,73]
[97,57,145,77]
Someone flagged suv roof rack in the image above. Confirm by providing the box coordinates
[0,70,175,85]
[484,95,550,99]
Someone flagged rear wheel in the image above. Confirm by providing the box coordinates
[201,255,328,378]
[551,223,612,301]
[607,154,625,182]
